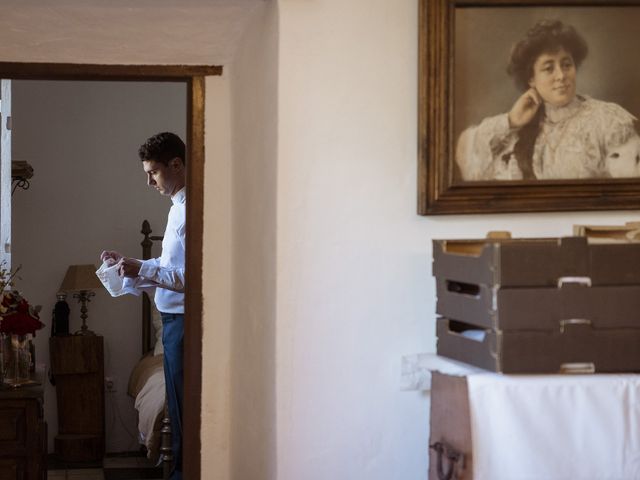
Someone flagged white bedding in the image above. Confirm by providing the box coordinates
[128,353,165,462]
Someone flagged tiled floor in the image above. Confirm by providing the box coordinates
[48,456,162,480]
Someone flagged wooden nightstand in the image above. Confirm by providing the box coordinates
[49,335,105,463]
[0,375,46,479]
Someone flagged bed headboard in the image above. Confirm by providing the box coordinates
[141,219,163,356]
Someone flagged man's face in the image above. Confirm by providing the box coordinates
[142,159,183,196]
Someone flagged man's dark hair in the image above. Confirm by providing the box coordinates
[507,20,589,92]
[138,132,186,166]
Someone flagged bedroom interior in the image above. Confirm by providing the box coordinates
[9,78,186,477]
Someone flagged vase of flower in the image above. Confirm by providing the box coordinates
[3,334,31,386]
[0,264,45,387]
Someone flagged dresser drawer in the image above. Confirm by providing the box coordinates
[0,401,32,452]
[0,394,44,480]
[0,459,25,480]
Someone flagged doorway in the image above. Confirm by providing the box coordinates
[0,62,220,480]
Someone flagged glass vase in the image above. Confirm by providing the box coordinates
[3,334,31,387]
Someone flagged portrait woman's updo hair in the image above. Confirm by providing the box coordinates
[507,20,589,92]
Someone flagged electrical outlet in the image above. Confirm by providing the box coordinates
[105,376,117,393]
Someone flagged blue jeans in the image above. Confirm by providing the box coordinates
[161,313,184,480]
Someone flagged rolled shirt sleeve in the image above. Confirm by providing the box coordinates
[139,258,185,293]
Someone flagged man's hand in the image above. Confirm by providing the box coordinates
[100,250,123,267]
[508,88,542,129]
[117,258,143,278]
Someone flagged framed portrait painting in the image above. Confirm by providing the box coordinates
[418,0,640,214]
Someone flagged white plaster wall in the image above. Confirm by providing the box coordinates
[11,80,186,453]
[228,3,279,479]
[275,1,640,479]
[201,8,279,477]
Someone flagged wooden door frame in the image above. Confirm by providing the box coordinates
[0,61,222,479]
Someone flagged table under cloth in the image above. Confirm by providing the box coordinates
[426,356,640,479]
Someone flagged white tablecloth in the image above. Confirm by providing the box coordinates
[467,372,640,480]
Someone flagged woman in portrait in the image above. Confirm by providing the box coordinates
[456,19,640,181]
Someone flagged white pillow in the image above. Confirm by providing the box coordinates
[151,307,164,356]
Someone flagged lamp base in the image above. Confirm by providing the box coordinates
[72,291,97,336]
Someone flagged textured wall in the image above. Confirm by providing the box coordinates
[275,1,640,479]
[229,3,279,480]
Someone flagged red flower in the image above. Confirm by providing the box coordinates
[0,291,44,336]
[16,300,29,314]
[0,311,43,336]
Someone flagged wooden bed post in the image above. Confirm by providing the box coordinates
[141,219,163,355]
[141,219,153,356]
[160,406,173,479]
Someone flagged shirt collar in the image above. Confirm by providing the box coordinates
[171,187,186,205]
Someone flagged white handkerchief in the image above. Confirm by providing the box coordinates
[95,262,139,297]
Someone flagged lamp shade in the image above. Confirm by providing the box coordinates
[59,264,102,293]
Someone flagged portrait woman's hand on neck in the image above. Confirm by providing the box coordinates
[508,88,542,128]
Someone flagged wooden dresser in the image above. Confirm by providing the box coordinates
[0,377,46,479]
[49,335,105,463]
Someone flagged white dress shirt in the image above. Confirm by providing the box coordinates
[135,187,186,314]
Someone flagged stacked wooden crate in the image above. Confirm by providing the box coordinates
[432,232,640,373]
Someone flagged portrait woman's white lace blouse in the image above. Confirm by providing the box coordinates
[456,95,640,180]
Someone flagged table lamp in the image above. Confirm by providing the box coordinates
[59,264,102,336]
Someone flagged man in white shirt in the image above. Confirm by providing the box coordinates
[101,132,186,480]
